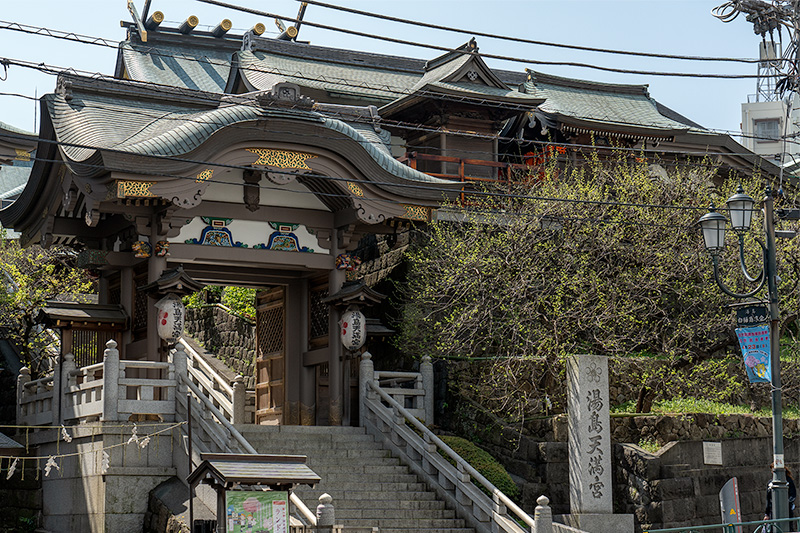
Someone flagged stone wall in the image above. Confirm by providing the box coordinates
[184,305,256,386]
[446,401,800,532]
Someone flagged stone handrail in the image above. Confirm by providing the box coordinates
[18,341,178,425]
[181,337,254,424]
[16,369,54,426]
[364,379,530,533]
[170,342,317,528]
[372,370,426,421]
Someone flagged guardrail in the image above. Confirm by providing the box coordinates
[645,517,797,533]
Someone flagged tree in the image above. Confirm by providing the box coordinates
[0,231,94,374]
[395,151,800,418]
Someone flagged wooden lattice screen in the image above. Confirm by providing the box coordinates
[72,329,121,368]
[308,278,329,350]
[255,287,286,425]
[132,264,149,341]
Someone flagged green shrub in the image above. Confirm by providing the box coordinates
[221,286,256,319]
[183,285,256,320]
[439,435,520,500]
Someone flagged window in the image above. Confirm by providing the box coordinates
[755,119,781,142]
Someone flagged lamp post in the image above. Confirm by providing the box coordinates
[698,185,788,522]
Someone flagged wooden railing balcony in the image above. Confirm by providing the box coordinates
[399,151,530,184]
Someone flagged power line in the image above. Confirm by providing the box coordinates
[193,0,774,79]
[294,0,766,65]
[0,86,790,181]
[0,86,793,176]
[0,45,794,155]
[0,129,733,216]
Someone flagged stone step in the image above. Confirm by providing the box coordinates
[335,508,457,520]
[314,472,418,484]
[240,425,474,533]
[300,480,429,492]
[243,439,378,451]
[294,489,440,502]
[379,529,474,533]
[340,518,467,529]
[302,457,401,468]
[302,464,409,476]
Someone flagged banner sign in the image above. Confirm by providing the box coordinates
[735,304,769,327]
[225,490,288,533]
[735,325,771,384]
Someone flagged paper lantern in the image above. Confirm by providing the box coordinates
[340,308,366,351]
[155,294,184,342]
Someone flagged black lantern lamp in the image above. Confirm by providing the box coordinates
[726,185,756,233]
[698,204,728,255]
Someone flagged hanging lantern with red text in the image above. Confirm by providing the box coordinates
[340,307,366,351]
[155,294,184,342]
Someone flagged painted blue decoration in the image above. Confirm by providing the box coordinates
[254,222,314,253]
[736,325,771,384]
[185,225,246,247]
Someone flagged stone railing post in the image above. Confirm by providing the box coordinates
[173,342,188,395]
[232,375,246,424]
[101,339,120,422]
[420,355,434,425]
[359,351,374,427]
[533,495,553,533]
[316,493,335,531]
[16,367,30,424]
[59,353,76,423]
[62,353,76,387]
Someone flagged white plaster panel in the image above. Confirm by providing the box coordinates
[170,218,329,254]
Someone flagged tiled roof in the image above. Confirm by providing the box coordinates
[236,50,420,102]
[0,121,35,137]
[44,77,450,187]
[0,160,33,199]
[120,41,232,93]
[522,72,691,133]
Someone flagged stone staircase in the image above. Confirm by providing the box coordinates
[238,425,475,533]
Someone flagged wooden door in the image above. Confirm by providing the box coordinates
[255,287,286,425]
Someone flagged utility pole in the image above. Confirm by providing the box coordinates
[713,0,800,524]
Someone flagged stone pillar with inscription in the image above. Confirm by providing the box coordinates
[564,354,633,533]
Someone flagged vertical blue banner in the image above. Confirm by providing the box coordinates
[735,325,771,384]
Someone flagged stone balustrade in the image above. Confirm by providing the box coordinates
[18,340,179,425]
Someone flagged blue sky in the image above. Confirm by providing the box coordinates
[0,0,770,138]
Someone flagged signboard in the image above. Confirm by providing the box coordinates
[735,325,771,384]
[736,304,769,327]
[703,442,723,465]
[719,477,742,533]
[225,491,288,533]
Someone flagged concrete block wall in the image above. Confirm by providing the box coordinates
[24,424,177,533]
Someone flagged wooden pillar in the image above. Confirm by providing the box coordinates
[285,280,302,425]
[328,230,345,426]
[147,216,168,362]
[299,278,316,425]
[439,132,448,175]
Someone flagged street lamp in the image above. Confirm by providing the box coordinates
[698,185,788,522]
